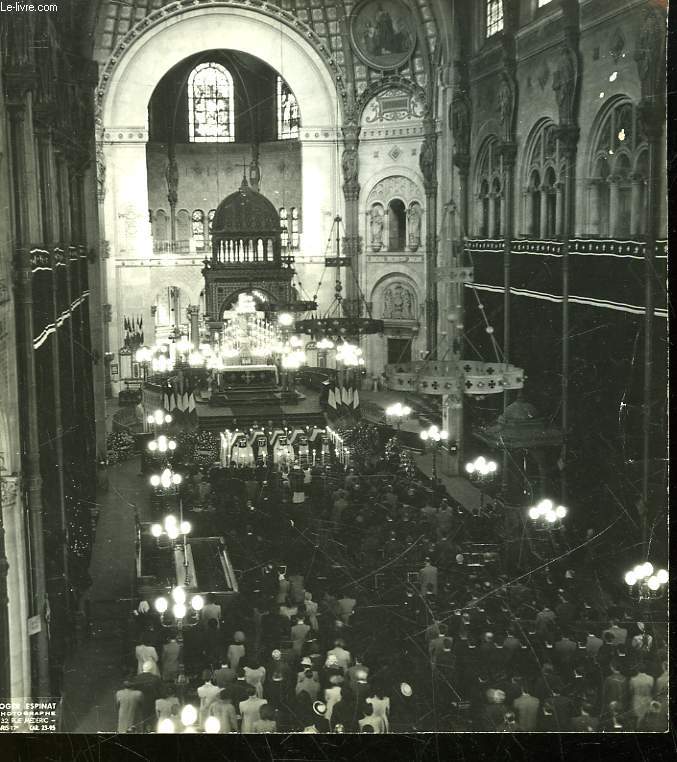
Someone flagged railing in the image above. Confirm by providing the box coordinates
[152,239,195,255]
[465,237,668,259]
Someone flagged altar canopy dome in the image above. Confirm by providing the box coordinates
[211,176,280,237]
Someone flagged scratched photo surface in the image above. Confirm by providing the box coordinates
[0,0,670,759]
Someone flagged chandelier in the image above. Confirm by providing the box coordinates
[295,216,383,341]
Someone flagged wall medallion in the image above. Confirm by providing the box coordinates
[350,0,417,71]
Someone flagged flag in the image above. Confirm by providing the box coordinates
[169,394,176,411]
[352,389,360,409]
[188,393,196,414]
[328,388,337,409]
[182,392,189,412]
[345,387,353,408]
[341,387,350,406]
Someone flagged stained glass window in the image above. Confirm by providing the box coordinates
[277,76,300,140]
[188,62,235,143]
[279,207,289,248]
[192,210,205,250]
[290,207,300,248]
[486,0,504,37]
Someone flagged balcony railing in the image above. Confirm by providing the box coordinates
[152,239,201,255]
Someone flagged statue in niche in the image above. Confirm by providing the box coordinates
[383,283,414,319]
[369,206,384,250]
[552,44,577,125]
[419,135,436,185]
[341,146,358,185]
[407,203,422,250]
[497,75,514,134]
[165,154,179,205]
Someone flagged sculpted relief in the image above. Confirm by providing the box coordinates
[383,282,415,320]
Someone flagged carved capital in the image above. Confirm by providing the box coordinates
[555,125,580,160]
[500,141,518,169]
[3,67,37,108]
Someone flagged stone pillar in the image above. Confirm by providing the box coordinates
[587,180,601,236]
[555,181,565,237]
[630,173,644,238]
[188,305,200,346]
[501,141,518,494]
[637,99,664,548]
[0,474,12,698]
[1,474,31,702]
[341,123,361,316]
[420,119,438,355]
[608,175,621,238]
[540,187,549,238]
[555,124,580,505]
[488,192,497,239]
[5,77,51,697]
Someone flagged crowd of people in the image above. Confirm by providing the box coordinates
[114,423,668,733]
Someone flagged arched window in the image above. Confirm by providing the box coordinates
[588,99,647,239]
[522,121,561,239]
[290,207,300,248]
[388,199,407,251]
[486,0,504,37]
[475,138,503,238]
[277,76,300,140]
[279,207,289,248]
[192,210,205,250]
[188,62,235,143]
[154,210,168,242]
[176,209,191,241]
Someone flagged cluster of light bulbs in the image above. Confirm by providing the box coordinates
[386,402,412,419]
[154,586,203,620]
[147,410,172,427]
[150,514,191,541]
[336,341,364,367]
[157,704,221,734]
[528,498,568,523]
[624,562,668,591]
[148,435,176,454]
[150,467,182,490]
[420,425,449,443]
[465,456,498,477]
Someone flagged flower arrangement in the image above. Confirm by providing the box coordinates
[106,431,135,464]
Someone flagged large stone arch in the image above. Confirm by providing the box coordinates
[98,5,342,370]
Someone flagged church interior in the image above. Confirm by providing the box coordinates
[0,0,669,739]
